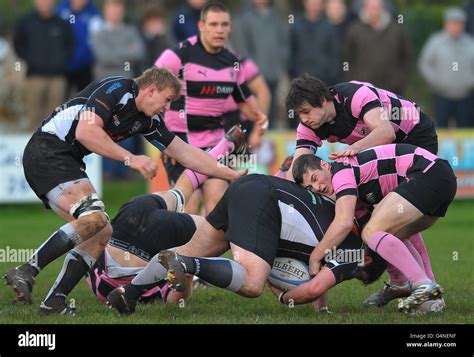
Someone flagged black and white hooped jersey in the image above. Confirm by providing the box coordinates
[40,77,176,160]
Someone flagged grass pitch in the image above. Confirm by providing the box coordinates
[0,181,473,324]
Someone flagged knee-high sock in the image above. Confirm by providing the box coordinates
[20,223,83,278]
[124,256,168,300]
[386,263,407,285]
[43,249,96,307]
[386,239,425,285]
[367,232,430,286]
[183,135,235,190]
[409,233,435,282]
[180,255,245,292]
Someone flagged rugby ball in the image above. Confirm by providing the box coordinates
[268,257,311,291]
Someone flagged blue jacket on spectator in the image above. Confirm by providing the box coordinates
[172,4,201,43]
[57,0,102,73]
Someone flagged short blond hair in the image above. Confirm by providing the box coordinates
[135,67,181,99]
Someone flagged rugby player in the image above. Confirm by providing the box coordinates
[285,74,439,308]
[291,144,457,313]
[108,174,368,315]
[154,2,268,213]
[4,67,245,315]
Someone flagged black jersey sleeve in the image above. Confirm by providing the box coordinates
[83,78,132,125]
[142,114,176,152]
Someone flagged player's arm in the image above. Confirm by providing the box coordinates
[76,112,156,179]
[269,266,336,305]
[164,135,246,182]
[330,108,396,160]
[287,123,322,181]
[308,195,358,276]
[237,96,268,126]
[247,75,271,116]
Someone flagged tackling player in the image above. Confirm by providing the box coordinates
[285,74,439,308]
[291,144,456,314]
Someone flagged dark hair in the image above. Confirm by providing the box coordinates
[286,74,332,114]
[200,2,230,22]
[354,248,387,285]
[292,154,323,186]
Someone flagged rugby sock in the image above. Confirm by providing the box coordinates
[183,135,235,190]
[386,263,407,286]
[126,256,168,300]
[367,231,431,286]
[180,256,245,292]
[43,249,96,307]
[20,223,82,277]
[386,239,424,285]
[409,233,436,282]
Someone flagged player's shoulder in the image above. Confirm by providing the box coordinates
[171,35,199,61]
[95,77,136,96]
[331,160,355,176]
[219,47,241,65]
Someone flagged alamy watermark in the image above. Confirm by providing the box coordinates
[324,247,365,266]
[0,246,35,263]
[217,153,257,171]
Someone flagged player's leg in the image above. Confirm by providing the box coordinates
[106,211,211,315]
[201,178,229,213]
[4,179,108,305]
[161,242,271,298]
[152,125,246,212]
[361,192,443,313]
[39,181,111,314]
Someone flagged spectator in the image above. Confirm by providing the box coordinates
[91,0,145,180]
[289,0,339,86]
[466,0,474,36]
[343,0,412,94]
[91,0,145,80]
[172,0,207,42]
[0,17,24,130]
[326,0,353,41]
[419,7,474,128]
[326,0,354,84]
[232,0,289,128]
[13,0,74,132]
[136,5,172,75]
[57,0,103,95]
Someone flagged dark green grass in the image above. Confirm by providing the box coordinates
[0,182,473,324]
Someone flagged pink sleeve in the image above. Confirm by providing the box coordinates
[350,86,383,119]
[295,123,322,152]
[154,49,182,75]
[331,163,358,199]
[242,58,260,82]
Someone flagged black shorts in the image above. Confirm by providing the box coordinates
[110,194,197,261]
[206,175,281,266]
[395,159,457,217]
[404,111,438,154]
[23,131,89,208]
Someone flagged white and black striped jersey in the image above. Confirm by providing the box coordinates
[40,76,176,159]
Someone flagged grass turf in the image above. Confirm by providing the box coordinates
[0,181,473,324]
